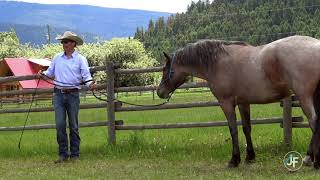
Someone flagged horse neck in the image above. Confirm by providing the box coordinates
[183,65,209,81]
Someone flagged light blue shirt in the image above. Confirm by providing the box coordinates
[43,51,92,89]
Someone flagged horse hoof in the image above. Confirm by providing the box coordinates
[228,159,240,168]
[227,162,239,168]
[314,162,320,169]
[245,152,255,163]
[245,158,255,164]
[303,156,313,166]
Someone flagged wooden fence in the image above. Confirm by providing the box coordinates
[0,62,308,148]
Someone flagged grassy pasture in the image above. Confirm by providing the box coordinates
[0,89,319,179]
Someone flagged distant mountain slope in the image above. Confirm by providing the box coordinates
[0,1,171,44]
[0,23,101,45]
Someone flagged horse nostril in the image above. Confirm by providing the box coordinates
[157,88,167,99]
[156,89,163,98]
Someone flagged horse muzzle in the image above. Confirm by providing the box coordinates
[157,87,170,99]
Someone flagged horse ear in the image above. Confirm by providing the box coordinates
[163,52,171,63]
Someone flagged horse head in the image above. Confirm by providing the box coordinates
[157,52,188,99]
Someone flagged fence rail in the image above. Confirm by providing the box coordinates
[0,65,163,84]
[0,65,108,84]
[0,117,303,132]
[0,103,109,114]
[0,84,107,97]
[0,120,124,131]
[116,117,303,130]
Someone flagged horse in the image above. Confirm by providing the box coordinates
[157,35,320,169]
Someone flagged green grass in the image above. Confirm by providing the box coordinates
[0,90,319,179]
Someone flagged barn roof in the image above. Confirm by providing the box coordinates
[2,58,53,89]
[28,58,51,67]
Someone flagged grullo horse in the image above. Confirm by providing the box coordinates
[157,35,320,168]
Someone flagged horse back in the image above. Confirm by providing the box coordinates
[210,36,320,104]
[260,35,320,100]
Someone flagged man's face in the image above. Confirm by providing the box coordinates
[61,39,76,52]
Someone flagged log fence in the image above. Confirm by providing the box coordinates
[0,61,308,147]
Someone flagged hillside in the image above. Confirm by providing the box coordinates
[0,1,171,44]
[135,0,320,61]
[0,23,100,45]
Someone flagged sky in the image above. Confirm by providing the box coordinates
[5,0,197,13]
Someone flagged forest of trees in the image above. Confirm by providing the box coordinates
[135,0,320,61]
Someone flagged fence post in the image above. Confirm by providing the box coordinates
[152,90,155,100]
[283,96,292,148]
[107,61,116,144]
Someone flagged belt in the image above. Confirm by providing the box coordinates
[54,88,79,94]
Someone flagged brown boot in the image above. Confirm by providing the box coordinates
[54,156,68,164]
[70,156,79,162]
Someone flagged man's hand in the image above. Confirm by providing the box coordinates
[89,81,97,90]
[37,70,44,78]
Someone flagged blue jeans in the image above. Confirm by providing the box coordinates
[53,88,80,158]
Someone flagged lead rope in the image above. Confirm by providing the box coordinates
[39,73,173,107]
[18,77,41,149]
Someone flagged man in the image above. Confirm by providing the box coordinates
[41,31,96,163]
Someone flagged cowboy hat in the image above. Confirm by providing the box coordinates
[56,31,84,45]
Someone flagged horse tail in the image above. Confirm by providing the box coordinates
[313,82,320,120]
[311,82,320,167]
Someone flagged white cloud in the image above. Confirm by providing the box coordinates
[5,0,196,13]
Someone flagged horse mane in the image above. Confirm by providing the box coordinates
[174,39,248,67]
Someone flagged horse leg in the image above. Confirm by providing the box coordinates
[311,85,320,169]
[297,96,317,166]
[238,104,255,163]
[313,125,320,169]
[303,89,320,167]
[220,99,240,167]
[304,137,314,166]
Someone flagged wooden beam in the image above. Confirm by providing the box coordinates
[0,103,109,114]
[282,97,292,148]
[0,117,303,132]
[116,116,303,130]
[115,66,163,74]
[107,62,116,144]
[0,121,122,131]
[116,101,220,112]
[0,74,37,84]
[0,82,207,97]
[0,65,162,84]
[115,82,208,93]
[280,122,309,128]
[0,84,107,97]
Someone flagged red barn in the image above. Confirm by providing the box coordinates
[0,58,53,102]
